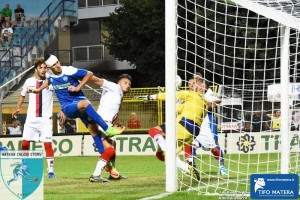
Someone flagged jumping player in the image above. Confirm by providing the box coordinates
[29,54,125,182]
[12,58,56,178]
[88,74,131,180]
[146,76,207,178]
[191,79,228,175]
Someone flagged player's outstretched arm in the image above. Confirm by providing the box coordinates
[12,95,25,118]
[69,71,93,92]
[89,75,104,87]
[28,79,50,93]
[134,94,157,100]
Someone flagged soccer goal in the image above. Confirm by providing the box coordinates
[165,0,300,196]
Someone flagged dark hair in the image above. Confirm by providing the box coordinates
[117,74,132,82]
[44,54,51,62]
[34,57,45,68]
[188,74,203,82]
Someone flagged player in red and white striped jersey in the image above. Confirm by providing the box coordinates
[12,57,56,179]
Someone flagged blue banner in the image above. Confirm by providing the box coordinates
[250,174,299,199]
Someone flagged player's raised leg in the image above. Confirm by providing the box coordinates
[76,100,125,137]
[148,125,166,153]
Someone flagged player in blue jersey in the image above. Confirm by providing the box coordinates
[29,55,125,182]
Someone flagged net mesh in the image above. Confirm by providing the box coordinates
[176,0,300,195]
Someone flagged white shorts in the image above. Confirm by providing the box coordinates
[22,117,53,142]
[196,116,216,148]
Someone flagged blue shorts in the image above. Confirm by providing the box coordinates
[159,124,166,132]
[62,103,94,127]
[178,117,200,137]
[159,117,200,137]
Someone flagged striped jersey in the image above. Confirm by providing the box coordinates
[46,66,87,109]
[21,77,53,118]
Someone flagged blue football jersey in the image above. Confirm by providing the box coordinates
[47,66,87,109]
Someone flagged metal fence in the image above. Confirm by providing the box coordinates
[78,0,123,8]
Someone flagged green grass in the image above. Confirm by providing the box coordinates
[43,154,299,199]
[44,156,166,200]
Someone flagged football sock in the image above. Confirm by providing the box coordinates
[44,142,54,157]
[93,159,107,176]
[149,128,166,153]
[154,134,166,151]
[184,145,193,159]
[44,142,54,173]
[216,145,225,166]
[92,135,104,154]
[100,147,115,161]
[176,155,188,172]
[85,104,108,131]
[46,158,54,173]
[21,140,30,150]
[186,156,193,164]
[212,146,224,166]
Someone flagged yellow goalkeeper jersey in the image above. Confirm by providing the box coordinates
[157,90,207,126]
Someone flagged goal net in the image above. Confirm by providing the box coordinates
[170,0,300,196]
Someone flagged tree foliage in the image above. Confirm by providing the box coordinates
[105,0,296,87]
[177,0,281,85]
[104,0,165,87]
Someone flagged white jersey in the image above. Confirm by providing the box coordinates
[195,88,219,148]
[8,126,22,135]
[21,77,53,119]
[205,88,219,103]
[97,80,123,126]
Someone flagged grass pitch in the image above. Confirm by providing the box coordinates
[44,156,220,200]
[44,153,300,199]
[44,156,165,200]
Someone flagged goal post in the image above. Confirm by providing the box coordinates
[280,26,290,174]
[166,0,300,196]
[165,0,178,192]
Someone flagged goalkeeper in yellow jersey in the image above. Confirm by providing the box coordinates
[143,76,207,178]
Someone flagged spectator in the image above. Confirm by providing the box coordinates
[64,118,77,133]
[266,110,281,131]
[14,4,25,27]
[1,4,12,23]
[2,16,13,29]
[57,120,65,134]
[0,21,13,47]
[127,112,141,129]
[57,113,77,134]
[291,110,300,131]
[7,119,22,135]
[251,109,264,132]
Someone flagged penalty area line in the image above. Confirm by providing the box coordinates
[139,192,173,200]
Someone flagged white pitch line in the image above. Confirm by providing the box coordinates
[139,192,173,200]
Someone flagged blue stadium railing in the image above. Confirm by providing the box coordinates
[0,0,78,86]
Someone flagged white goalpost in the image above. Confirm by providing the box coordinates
[166,0,300,196]
[165,0,178,193]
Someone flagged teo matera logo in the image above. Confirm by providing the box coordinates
[254,178,266,193]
